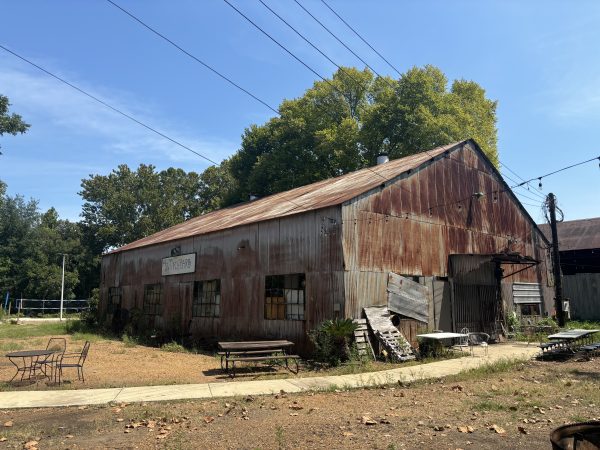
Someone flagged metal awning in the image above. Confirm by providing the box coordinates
[491,252,539,279]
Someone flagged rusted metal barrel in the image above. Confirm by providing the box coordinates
[550,421,600,450]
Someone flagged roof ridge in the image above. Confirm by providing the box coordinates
[108,140,468,254]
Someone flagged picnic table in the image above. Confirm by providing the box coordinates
[5,349,56,382]
[217,340,299,376]
[540,329,600,356]
[416,332,469,356]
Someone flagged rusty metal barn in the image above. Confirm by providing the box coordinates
[99,139,553,351]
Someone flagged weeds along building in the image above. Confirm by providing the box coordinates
[99,139,553,350]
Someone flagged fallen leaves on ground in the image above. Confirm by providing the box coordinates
[489,424,506,434]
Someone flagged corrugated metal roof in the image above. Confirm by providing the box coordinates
[538,217,600,251]
[111,142,460,254]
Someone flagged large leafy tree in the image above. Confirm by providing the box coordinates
[79,164,209,252]
[0,185,83,299]
[20,208,82,299]
[225,65,498,204]
[0,94,29,154]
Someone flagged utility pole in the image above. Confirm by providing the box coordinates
[60,254,66,321]
[547,193,565,327]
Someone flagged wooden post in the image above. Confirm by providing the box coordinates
[547,193,565,327]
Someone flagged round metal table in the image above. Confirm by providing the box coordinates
[5,349,56,382]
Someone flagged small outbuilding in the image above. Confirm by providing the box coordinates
[100,139,553,350]
[540,217,600,321]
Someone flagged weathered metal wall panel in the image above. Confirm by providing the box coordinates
[341,141,552,322]
[563,273,600,320]
[100,206,344,350]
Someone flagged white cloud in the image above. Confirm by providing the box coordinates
[0,56,236,167]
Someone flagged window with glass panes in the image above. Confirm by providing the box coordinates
[108,287,122,314]
[193,279,221,317]
[143,284,162,315]
[264,274,305,320]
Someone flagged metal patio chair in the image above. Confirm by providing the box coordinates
[35,337,66,380]
[454,327,470,354]
[468,332,490,356]
[57,341,90,383]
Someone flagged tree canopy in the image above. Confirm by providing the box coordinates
[226,65,498,204]
[0,184,82,299]
[79,164,211,253]
[0,94,30,154]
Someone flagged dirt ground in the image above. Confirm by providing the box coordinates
[0,335,304,389]
[0,356,598,449]
[0,335,399,390]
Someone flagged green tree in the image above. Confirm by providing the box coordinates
[0,183,39,297]
[0,94,30,154]
[0,186,84,300]
[79,164,209,252]
[226,65,498,203]
[20,208,82,299]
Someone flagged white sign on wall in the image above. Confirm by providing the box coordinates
[162,253,196,276]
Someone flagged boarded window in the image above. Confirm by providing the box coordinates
[265,274,305,320]
[108,287,122,314]
[143,284,162,315]
[193,279,221,317]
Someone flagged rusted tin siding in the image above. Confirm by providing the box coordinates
[342,141,552,318]
[100,207,344,351]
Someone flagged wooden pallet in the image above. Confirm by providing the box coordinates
[353,318,375,359]
[363,306,416,362]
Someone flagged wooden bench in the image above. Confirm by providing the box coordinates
[581,342,600,357]
[217,349,283,369]
[226,354,300,377]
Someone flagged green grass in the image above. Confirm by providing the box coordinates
[160,341,187,353]
[0,341,26,352]
[473,400,507,412]
[70,331,104,343]
[0,321,71,338]
[565,320,600,330]
[448,356,528,382]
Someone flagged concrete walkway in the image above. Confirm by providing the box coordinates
[0,343,538,409]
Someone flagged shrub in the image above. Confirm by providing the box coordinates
[308,318,358,366]
[160,341,187,353]
[81,288,99,328]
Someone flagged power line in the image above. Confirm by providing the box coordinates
[513,190,545,204]
[520,200,544,208]
[106,0,280,116]
[221,0,332,86]
[258,0,367,94]
[501,171,546,200]
[308,0,538,195]
[500,162,546,198]
[427,154,600,214]
[292,0,396,90]
[0,44,219,165]
[320,0,402,77]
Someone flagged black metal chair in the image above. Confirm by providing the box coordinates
[57,341,90,383]
[35,337,66,380]
[468,332,490,356]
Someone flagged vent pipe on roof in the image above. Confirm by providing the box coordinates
[377,152,389,165]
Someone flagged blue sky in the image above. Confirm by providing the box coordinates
[1,0,599,223]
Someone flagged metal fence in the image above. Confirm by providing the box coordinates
[7,299,91,316]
